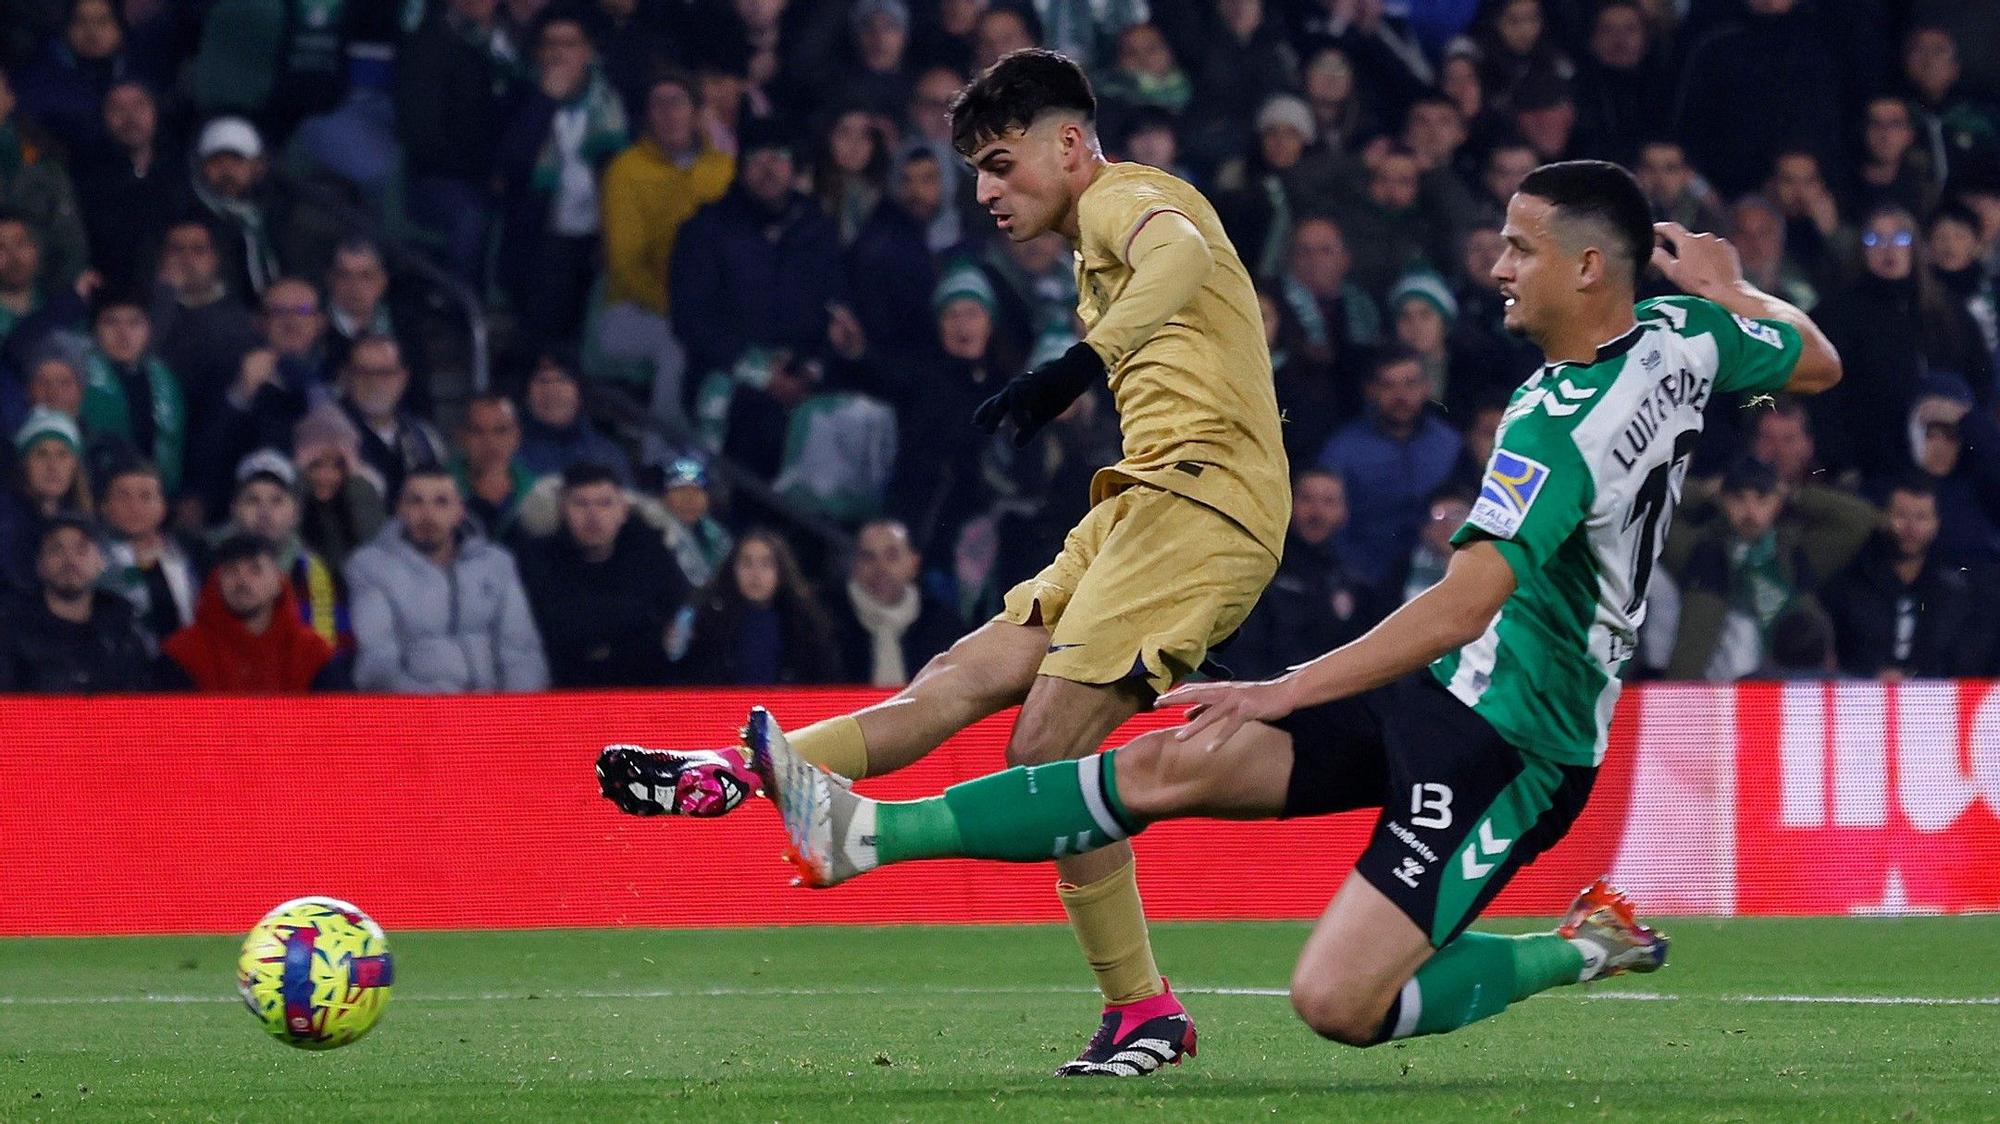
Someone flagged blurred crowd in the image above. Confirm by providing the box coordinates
[1,0,1999,694]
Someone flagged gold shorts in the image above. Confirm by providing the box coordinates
[995,484,1278,693]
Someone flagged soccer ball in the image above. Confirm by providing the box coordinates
[237,896,395,1050]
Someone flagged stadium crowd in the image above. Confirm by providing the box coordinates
[0,0,1998,693]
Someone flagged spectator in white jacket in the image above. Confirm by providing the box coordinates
[345,467,549,693]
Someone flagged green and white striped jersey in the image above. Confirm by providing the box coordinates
[1432,295,1804,765]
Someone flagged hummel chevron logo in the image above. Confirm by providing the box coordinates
[1542,379,1598,417]
[1460,821,1514,879]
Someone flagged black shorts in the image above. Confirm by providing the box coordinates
[1273,672,1596,947]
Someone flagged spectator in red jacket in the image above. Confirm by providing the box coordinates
[163,533,342,692]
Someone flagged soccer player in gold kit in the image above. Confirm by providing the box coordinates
[598,49,1287,1075]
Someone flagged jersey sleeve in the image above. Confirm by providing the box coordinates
[1643,295,1803,396]
[1080,174,1194,265]
[1451,410,1592,577]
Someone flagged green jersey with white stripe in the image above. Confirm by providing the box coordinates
[1431,295,1804,765]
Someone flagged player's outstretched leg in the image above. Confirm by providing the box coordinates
[597,623,1048,818]
[754,714,1281,1075]
[1291,876,1670,1047]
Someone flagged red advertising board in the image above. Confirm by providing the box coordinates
[2,683,1994,936]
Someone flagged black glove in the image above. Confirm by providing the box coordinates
[971,341,1106,447]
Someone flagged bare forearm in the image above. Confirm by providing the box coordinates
[1275,581,1488,710]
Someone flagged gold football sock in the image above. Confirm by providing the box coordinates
[1057,858,1165,1005]
[787,715,871,780]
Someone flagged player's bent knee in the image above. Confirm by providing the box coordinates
[1289,983,1388,1047]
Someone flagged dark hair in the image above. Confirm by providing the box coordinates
[92,289,149,318]
[1767,604,1833,671]
[1253,278,1308,360]
[687,527,839,683]
[560,462,622,492]
[1720,455,1780,495]
[1753,395,1813,434]
[1886,472,1939,502]
[1516,159,1654,286]
[1119,105,1178,147]
[646,67,699,104]
[39,513,99,549]
[398,465,457,499]
[346,331,403,366]
[949,48,1094,157]
[212,532,278,566]
[1927,199,1981,235]
[1371,343,1427,379]
[0,206,32,234]
[333,235,386,265]
[101,457,161,489]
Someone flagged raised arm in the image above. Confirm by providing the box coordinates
[1651,221,1842,395]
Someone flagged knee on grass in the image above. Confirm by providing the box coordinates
[1289,978,1395,1047]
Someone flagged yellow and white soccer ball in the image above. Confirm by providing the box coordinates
[237,896,394,1050]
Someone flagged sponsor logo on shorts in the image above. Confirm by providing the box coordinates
[1385,819,1440,864]
[1392,856,1427,888]
[1047,642,1085,654]
[1468,450,1551,539]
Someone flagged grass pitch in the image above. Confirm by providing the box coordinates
[3,919,1997,1121]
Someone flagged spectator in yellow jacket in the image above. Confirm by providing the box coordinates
[597,70,734,449]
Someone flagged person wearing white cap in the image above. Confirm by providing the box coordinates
[189,115,284,298]
[1214,93,1348,281]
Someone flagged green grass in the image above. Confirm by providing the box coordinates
[4,919,1998,1121]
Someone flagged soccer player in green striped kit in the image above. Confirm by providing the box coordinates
[754,160,1843,1057]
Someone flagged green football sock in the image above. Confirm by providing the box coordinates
[875,752,1138,865]
[1382,932,1585,1040]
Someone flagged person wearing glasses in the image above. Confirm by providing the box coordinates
[1808,204,1995,481]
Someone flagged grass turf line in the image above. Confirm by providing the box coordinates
[3,919,1997,1122]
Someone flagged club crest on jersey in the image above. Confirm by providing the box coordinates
[1469,450,1551,539]
[1732,313,1784,349]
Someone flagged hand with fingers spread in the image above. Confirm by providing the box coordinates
[1650,221,1746,299]
[1155,677,1300,752]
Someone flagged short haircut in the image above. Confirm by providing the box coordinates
[461,393,517,423]
[1754,396,1812,432]
[560,462,622,492]
[647,67,699,103]
[333,236,386,265]
[1293,466,1342,489]
[92,290,149,318]
[347,332,401,365]
[1927,199,1981,234]
[1720,455,1780,495]
[1371,344,1426,379]
[212,532,277,567]
[0,206,32,234]
[1516,159,1654,287]
[103,458,161,488]
[399,465,456,498]
[949,48,1094,157]
[1887,472,1938,502]
[1767,605,1833,670]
